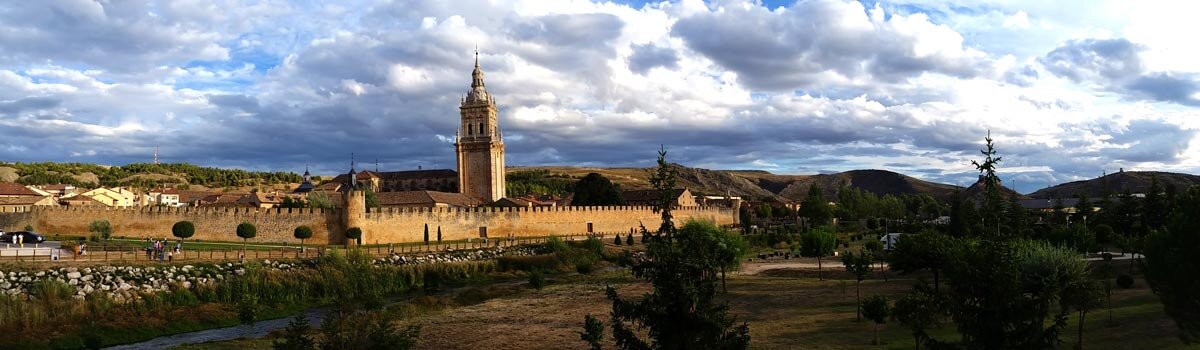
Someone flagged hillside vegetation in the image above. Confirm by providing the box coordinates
[1030,170,1200,199]
[0,162,301,189]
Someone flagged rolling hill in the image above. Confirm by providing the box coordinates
[514,166,966,202]
[1029,171,1200,199]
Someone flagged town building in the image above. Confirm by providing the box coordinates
[621,188,698,208]
[375,190,480,208]
[73,188,138,207]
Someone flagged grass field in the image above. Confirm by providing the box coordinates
[171,264,1198,350]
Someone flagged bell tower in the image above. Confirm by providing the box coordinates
[455,50,506,203]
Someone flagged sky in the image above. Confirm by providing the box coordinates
[0,0,1198,194]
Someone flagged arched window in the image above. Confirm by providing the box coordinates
[467,124,473,135]
[479,123,485,135]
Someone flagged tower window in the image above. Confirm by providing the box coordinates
[479,123,485,135]
[468,124,473,135]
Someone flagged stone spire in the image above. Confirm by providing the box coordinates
[465,49,490,104]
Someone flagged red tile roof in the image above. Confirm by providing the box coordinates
[0,183,40,196]
[375,191,480,207]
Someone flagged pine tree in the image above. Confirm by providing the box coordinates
[971,130,1005,237]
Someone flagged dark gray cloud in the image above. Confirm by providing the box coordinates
[672,0,993,91]
[1040,38,1200,106]
[628,44,679,74]
[1040,38,1143,82]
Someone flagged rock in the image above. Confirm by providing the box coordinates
[81,275,93,282]
[66,271,82,279]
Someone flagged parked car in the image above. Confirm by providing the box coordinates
[1,231,46,244]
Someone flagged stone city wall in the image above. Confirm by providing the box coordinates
[353,206,737,243]
[0,206,342,244]
[0,204,737,245]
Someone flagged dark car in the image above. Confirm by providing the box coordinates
[1,231,46,244]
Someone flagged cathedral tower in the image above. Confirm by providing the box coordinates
[455,51,506,203]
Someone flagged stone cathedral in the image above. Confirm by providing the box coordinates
[455,52,507,203]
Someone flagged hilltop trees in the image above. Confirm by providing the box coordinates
[572,173,626,206]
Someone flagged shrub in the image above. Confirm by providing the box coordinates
[528,270,547,290]
[320,310,420,350]
[583,236,605,257]
[88,220,112,240]
[576,261,595,274]
[1117,274,1134,289]
[238,293,259,326]
[273,314,316,350]
[345,227,362,246]
[614,235,622,246]
[626,234,634,245]
[423,269,444,294]
[172,221,195,241]
[497,254,560,272]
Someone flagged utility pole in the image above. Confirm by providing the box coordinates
[153,146,159,164]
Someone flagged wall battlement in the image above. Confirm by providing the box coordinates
[0,202,736,245]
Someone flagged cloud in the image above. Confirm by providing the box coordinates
[0,0,1195,194]
[628,44,679,74]
[672,0,995,91]
[1040,38,1200,106]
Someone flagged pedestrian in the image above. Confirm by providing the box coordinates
[167,250,173,262]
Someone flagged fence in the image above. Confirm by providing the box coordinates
[0,232,630,264]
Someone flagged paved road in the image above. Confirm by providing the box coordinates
[0,242,62,256]
[103,308,329,350]
[739,252,1142,275]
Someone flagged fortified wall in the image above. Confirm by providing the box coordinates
[0,206,343,244]
[353,206,736,243]
[0,193,737,245]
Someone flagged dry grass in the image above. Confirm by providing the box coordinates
[177,267,1198,350]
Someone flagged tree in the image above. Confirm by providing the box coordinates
[171,220,194,244]
[798,184,833,226]
[971,130,1005,236]
[236,222,256,257]
[614,234,623,245]
[893,283,946,350]
[436,226,442,243]
[274,314,316,350]
[345,227,362,247]
[598,147,750,350]
[862,295,890,345]
[294,226,313,251]
[888,232,955,291]
[1143,186,1200,343]
[626,233,634,246]
[800,229,837,280]
[238,293,259,327]
[842,249,874,321]
[363,187,379,208]
[1062,280,1105,350]
[573,173,626,206]
[716,230,749,293]
[307,191,334,209]
[948,191,977,237]
[1074,194,1093,224]
[423,223,430,245]
[579,314,604,350]
[1143,175,1168,230]
[939,240,1090,350]
[88,219,112,240]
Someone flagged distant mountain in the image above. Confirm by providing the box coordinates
[1029,171,1200,199]
[962,176,1025,200]
[516,166,964,202]
[737,169,963,202]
